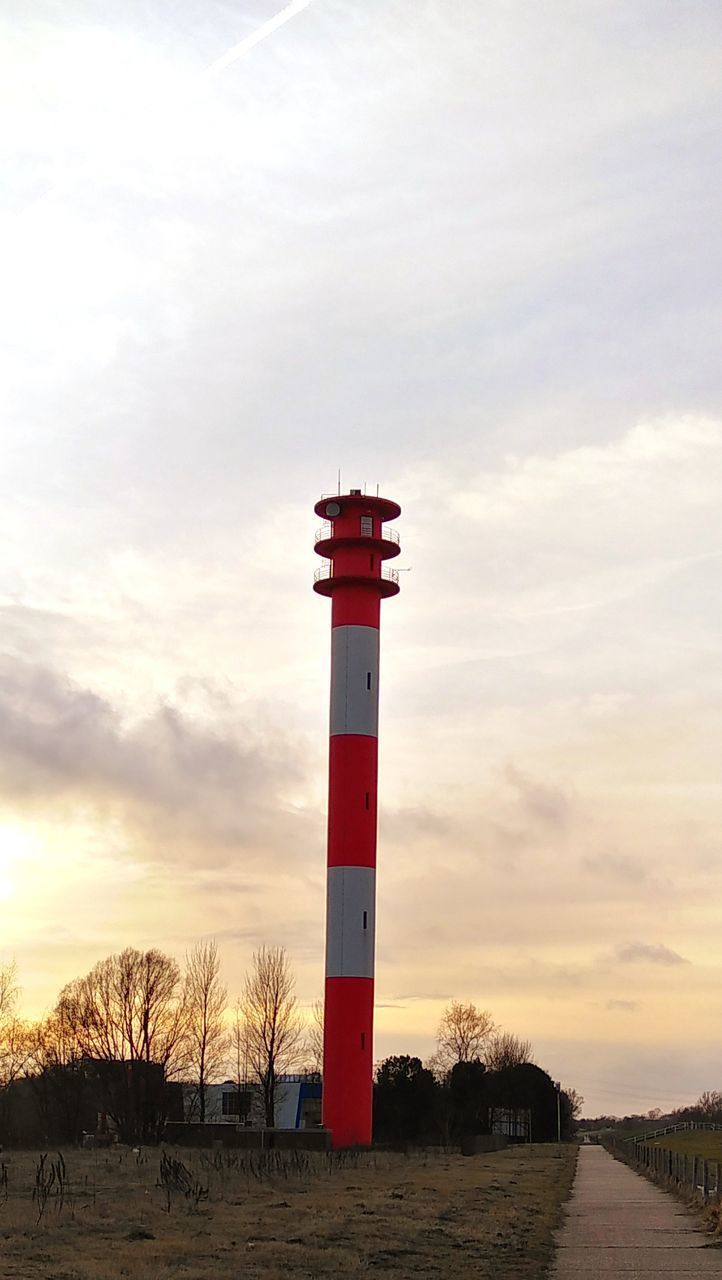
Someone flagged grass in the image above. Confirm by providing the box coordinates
[643,1131,722,1161]
[0,1142,578,1279]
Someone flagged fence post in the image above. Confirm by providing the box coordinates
[703,1160,709,1201]
[692,1156,698,1194]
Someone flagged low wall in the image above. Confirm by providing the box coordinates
[460,1134,509,1155]
[163,1123,331,1151]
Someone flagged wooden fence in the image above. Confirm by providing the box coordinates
[606,1136,722,1204]
[625,1120,722,1146]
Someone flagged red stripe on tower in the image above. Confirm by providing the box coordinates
[313,488,401,1148]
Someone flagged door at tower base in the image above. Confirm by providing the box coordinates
[323,977,374,1147]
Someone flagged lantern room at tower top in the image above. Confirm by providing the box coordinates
[313,491,401,627]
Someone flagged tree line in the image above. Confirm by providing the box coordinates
[1,958,585,1147]
[0,944,304,1144]
[580,1090,722,1134]
[374,1001,582,1145]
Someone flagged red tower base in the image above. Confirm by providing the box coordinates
[323,976,374,1147]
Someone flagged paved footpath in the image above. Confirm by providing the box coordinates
[551,1144,722,1276]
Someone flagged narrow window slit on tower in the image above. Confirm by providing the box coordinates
[363,910,368,929]
[360,1032,366,1050]
[365,791,370,810]
[366,671,372,690]
[369,554,374,569]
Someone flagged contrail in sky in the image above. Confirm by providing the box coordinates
[206,0,316,77]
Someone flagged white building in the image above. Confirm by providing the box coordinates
[182,1074,322,1130]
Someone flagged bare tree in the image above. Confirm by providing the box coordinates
[564,1086,584,1121]
[56,948,186,1073]
[696,1090,722,1121]
[0,961,18,1026]
[242,946,302,1127]
[184,940,228,1123]
[485,1031,534,1072]
[0,962,30,1136]
[0,961,28,1083]
[26,1008,87,1143]
[135,949,188,1073]
[0,1016,28,1090]
[26,1005,82,1076]
[230,998,247,1084]
[303,998,324,1076]
[54,947,187,1140]
[227,998,247,1112]
[432,1000,496,1073]
[222,998,259,1123]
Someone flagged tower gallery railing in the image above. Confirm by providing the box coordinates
[315,524,400,547]
[313,564,399,587]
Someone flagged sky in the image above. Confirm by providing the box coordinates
[1,0,722,1117]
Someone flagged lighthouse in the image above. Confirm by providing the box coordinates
[313,489,401,1148]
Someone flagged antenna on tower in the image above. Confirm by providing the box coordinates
[337,468,341,496]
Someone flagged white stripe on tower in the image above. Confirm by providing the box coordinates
[325,866,376,978]
[329,626,380,737]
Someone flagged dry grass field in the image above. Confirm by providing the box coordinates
[0,1142,577,1280]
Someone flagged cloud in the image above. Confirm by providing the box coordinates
[382,992,454,1005]
[582,851,652,885]
[504,764,571,830]
[0,655,318,865]
[453,419,722,535]
[379,804,452,843]
[606,999,640,1012]
[379,763,574,870]
[616,942,690,967]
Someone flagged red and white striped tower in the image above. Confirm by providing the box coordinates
[313,489,401,1148]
